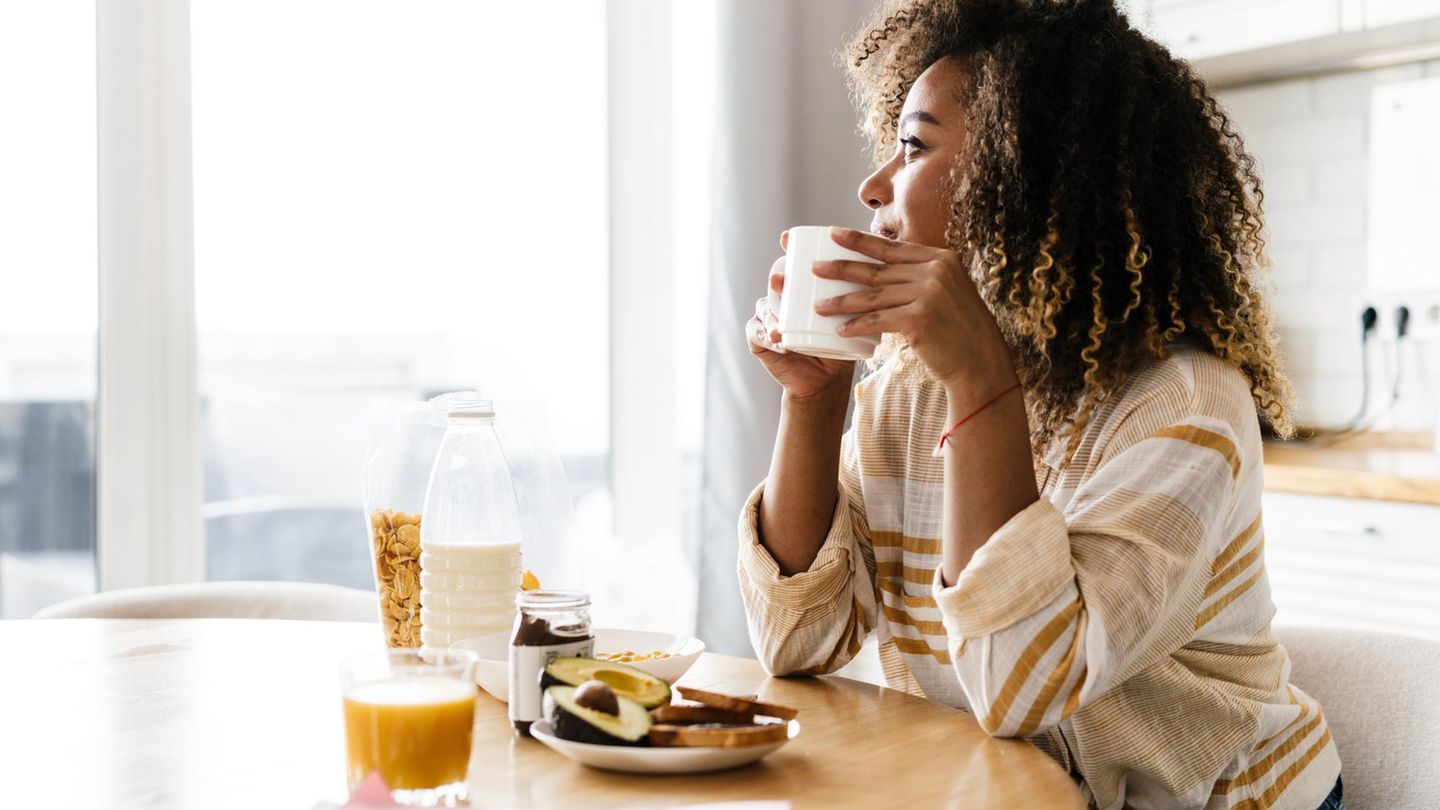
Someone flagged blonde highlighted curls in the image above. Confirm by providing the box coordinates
[849,0,1295,457]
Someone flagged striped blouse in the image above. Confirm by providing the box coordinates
[737,343,1340,809]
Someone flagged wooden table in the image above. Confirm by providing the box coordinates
[0,619,1085,809]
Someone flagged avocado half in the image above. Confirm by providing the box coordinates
[541,657,671,709]
[544,685,652,746]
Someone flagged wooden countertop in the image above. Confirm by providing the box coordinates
[1263,431,1440,505]
[0,619,1085,809]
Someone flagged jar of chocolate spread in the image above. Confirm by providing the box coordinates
[508,589,593,734]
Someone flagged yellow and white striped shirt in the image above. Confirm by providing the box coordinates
[737,344,1340,810]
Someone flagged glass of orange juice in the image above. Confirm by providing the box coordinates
[341,648,479,807]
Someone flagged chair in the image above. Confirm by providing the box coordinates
[1275,624,1440,810]
[32,581,379,622]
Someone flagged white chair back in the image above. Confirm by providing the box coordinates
[33,581,378,622]
[1277,625,1440,810]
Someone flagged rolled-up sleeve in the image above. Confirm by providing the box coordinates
[737,431,877,676]
[933,499,1073,640]
[933,407,1240,738]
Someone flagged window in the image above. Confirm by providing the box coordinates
[0,2,99,618]
[190,1,608,588]
[2,2,712,631]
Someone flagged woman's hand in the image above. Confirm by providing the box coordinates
[748,232,856,401]
[814,228,1017,404]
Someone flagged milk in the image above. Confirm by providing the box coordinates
[419,539,522,649]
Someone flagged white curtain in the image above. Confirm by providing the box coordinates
[696,0,879,655]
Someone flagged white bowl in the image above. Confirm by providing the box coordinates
[450,627,705,703]
[590,628,706,684]
[530,719,798,775]
[449,631,511,701]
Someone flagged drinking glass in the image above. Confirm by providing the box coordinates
[341,648,479,807]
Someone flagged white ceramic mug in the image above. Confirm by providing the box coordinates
[769,226,883,361]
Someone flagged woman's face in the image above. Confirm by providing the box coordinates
[857,57,969,249]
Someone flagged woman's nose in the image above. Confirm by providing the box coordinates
[857,165,891,210]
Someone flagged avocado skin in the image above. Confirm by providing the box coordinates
[541,657,672,709]
[544,686,652,747]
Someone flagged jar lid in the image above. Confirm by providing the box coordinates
[515,589,590,609]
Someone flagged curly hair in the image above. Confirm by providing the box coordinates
[847,0,1295,456]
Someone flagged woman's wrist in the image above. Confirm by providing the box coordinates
[780,381,850,442]
[782,377,851,412]
[942,365,1020,418]
[937,329,1018,410]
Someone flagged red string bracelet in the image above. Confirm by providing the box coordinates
[931,382,1022,458]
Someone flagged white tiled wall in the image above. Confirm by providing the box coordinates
[1216,60,1440,427]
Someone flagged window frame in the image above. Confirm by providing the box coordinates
[607,0,683,552]
[96,0,203,590]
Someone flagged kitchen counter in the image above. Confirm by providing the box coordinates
[1263,430,1440,505]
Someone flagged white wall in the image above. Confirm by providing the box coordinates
[1217,59,1440,428]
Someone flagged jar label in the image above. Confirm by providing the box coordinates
[508,638,594,725]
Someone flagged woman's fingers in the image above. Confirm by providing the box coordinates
[814,281,922,316]
[749,300,784,351]
[754,255,787,352]
[830,227,935,263]
[755,297,780,335]
[837,303,919,337]
[812,259,922,286]
[746,314,770,349]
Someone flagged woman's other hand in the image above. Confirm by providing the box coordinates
[747,231,856,400]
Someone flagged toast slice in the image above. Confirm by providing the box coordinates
[650,703,758,726]
[648,722,790,748]
[674,686,800,721]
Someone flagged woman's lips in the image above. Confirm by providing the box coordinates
[872,225,899,240]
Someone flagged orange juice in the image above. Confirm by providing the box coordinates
[343,677,477,790]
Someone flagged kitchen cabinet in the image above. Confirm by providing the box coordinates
[1146,0,1342,60]
[1262,491,1440,640]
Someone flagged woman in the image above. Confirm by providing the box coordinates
[740,1,1343,808]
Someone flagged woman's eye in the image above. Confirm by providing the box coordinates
[899,136,926,157]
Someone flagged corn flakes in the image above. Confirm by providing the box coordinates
[370,508,424,648]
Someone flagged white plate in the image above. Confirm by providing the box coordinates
[450,628,705,703]
[529,720,798,775]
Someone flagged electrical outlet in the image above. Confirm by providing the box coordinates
[1412,297,1440,341]
[1367,294,1440,343]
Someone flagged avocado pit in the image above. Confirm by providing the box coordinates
[573,679,620,716]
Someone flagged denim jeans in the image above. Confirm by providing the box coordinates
[1315,776,1344,810]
